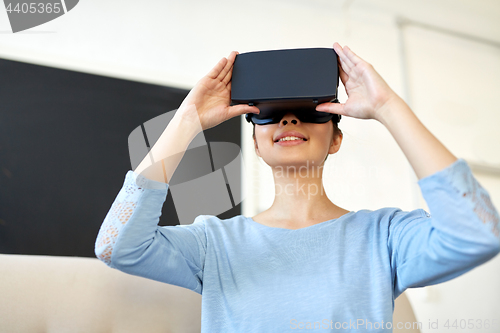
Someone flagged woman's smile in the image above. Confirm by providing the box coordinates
[274,138,307,146]
[273,130,308,146]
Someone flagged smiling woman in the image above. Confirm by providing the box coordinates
[250,109,348,228]
[94,45,500,333]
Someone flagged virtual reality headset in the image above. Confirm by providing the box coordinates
[230,47,341,125]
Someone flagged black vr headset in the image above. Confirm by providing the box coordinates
[230,47,341,125]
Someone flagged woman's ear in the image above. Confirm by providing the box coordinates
[328,131,342,154]
[254,136,261,158]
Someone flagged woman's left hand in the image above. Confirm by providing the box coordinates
[316,42,402,121]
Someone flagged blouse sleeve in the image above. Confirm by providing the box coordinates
[94,170,207,295]
[389,158,500,299]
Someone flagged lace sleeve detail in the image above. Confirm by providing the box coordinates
[446,159,500,239]
[95,171,167,267]
[391,159,500,297]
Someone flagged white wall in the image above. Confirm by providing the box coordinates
[1,1,499,332]
[399,23,500,333]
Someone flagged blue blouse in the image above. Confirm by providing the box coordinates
[95,158,500,332]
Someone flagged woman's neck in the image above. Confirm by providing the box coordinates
[253,164,350,229]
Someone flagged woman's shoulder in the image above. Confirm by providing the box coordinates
[352,207,429,226]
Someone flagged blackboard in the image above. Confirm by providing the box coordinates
[0,58,242,257]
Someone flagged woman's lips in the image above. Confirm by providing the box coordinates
[274,139,307,146]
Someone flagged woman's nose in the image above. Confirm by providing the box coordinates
[280,113,299,126]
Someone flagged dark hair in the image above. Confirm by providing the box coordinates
[252,120,342,162]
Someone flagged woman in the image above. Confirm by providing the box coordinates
[95,43,500,332]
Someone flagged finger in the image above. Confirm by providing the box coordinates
[315,102,345,116]
[218,51,237,83]
[343,45,363,65]
[337,58,349,86]
[222,60,235,85]
[222,51,240,85]
[334,43,355,70]
[227,104,260,119]
[339,56,357,81]
[206,57,228,80]
[222,64,233,85]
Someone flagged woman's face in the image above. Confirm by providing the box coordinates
[253,112,342,168]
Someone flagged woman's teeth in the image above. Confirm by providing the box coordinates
[277,136,306,142]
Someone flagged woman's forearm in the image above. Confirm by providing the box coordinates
[376,96,458,180]
[134,108,202,184]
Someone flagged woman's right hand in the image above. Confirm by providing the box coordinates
[177,51,260,131]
